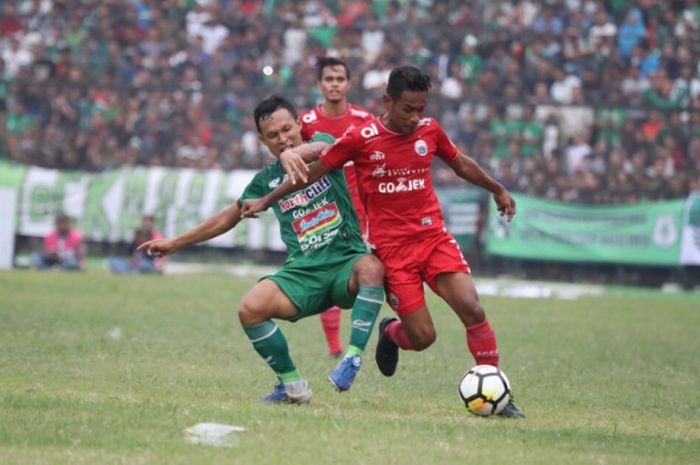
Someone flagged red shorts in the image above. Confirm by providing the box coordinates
[375,231,470,316]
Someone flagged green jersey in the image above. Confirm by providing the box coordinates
[238,138,365,266]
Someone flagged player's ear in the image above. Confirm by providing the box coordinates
[383,94,392,112]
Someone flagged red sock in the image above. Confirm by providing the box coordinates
[320,307,343,355]
[386,320,417,350]
[466,319,499,367]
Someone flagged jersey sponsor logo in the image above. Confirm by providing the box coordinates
[378,177,426,193]
[372,164,386,178]
[277,175,332,212]
[291,198,329,219]
[351,319,372,332]
[360,123,379,139]
[350,108,370,118]
[370,151,385,161]
[268,176,286,189]
[292,201,342,242]
[301,111,317,124]
[414,139,428,156]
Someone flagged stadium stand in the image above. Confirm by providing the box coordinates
[1,0,699,205]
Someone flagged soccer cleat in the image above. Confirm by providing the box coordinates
[497,398,526,418]
[375,317,399,377]
[330,350,343,359]
[258,380,287,403]
[258,379,312,404]
[328,355,362,391]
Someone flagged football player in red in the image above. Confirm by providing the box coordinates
[244,66,524,417]
[298,57,374,358]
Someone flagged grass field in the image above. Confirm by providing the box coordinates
[1,270,699,465]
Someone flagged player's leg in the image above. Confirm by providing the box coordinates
[328,254,384,391]
[433,272,499,367]
[434,272,525,418]
[238,279,311,404]
[373,244,438,376]
[319,306,344,358]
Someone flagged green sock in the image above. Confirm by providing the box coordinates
[242,321,301,382]
[347,284,384,357]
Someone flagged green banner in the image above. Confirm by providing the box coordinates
[436,187,484,252]
[0,161,283,250]
[486,194,684,266]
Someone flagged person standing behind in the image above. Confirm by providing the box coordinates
[31,213,86,271]
[243,66,525,417]
[299,56,374,358]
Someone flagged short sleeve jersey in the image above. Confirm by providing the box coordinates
[319,117,460,248]
[299,103,374,236]
[299,103,373,140]
[238,133,365,265]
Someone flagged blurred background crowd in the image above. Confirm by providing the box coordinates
[2,0,700,205]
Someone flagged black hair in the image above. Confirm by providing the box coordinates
[253,95,297,134]
[386,65,432,101]
[317,56,350,81]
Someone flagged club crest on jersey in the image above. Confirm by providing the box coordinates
[389,292,400,309]
[414,139,428,156]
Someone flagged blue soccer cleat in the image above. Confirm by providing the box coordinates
[258,380,287,403]
[328,355,362,392]
[258,379,312,404]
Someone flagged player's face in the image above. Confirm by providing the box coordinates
[384,90,428,134]
[257,108,303,157]
[318,65,350,104]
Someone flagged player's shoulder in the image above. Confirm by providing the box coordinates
[416,117,449,136]
[254,160,285,186]
[348,104,373,121]
[417,117,439,129]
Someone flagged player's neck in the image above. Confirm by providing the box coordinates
[321,100,348,117]
[380,114,405,134]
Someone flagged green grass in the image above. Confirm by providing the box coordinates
[1,270,699,465]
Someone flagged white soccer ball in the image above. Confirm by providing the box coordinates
[458,364,512,416]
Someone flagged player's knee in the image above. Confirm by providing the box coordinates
[410,327,437,351]
[357,255,384,285]
[238,299,265,325]
[457,298,485,326]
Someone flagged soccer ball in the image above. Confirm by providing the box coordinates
[458,364,511,416]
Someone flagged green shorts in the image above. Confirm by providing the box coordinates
[264,252,368,322]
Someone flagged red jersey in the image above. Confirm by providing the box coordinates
[299,103,373,140]
[300,103,373,237]
[320,117,460,248]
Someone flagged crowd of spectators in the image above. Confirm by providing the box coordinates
[2,0,700,205]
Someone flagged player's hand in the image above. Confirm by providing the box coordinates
[137,238,178,258]
[241,198,267,218]
[280,148,309,184]
[494,188,516,222]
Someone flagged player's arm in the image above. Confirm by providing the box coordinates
[241,161,332,218]
[444,153,516,221]
[138,202,243,257]
[279,140,329,184]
